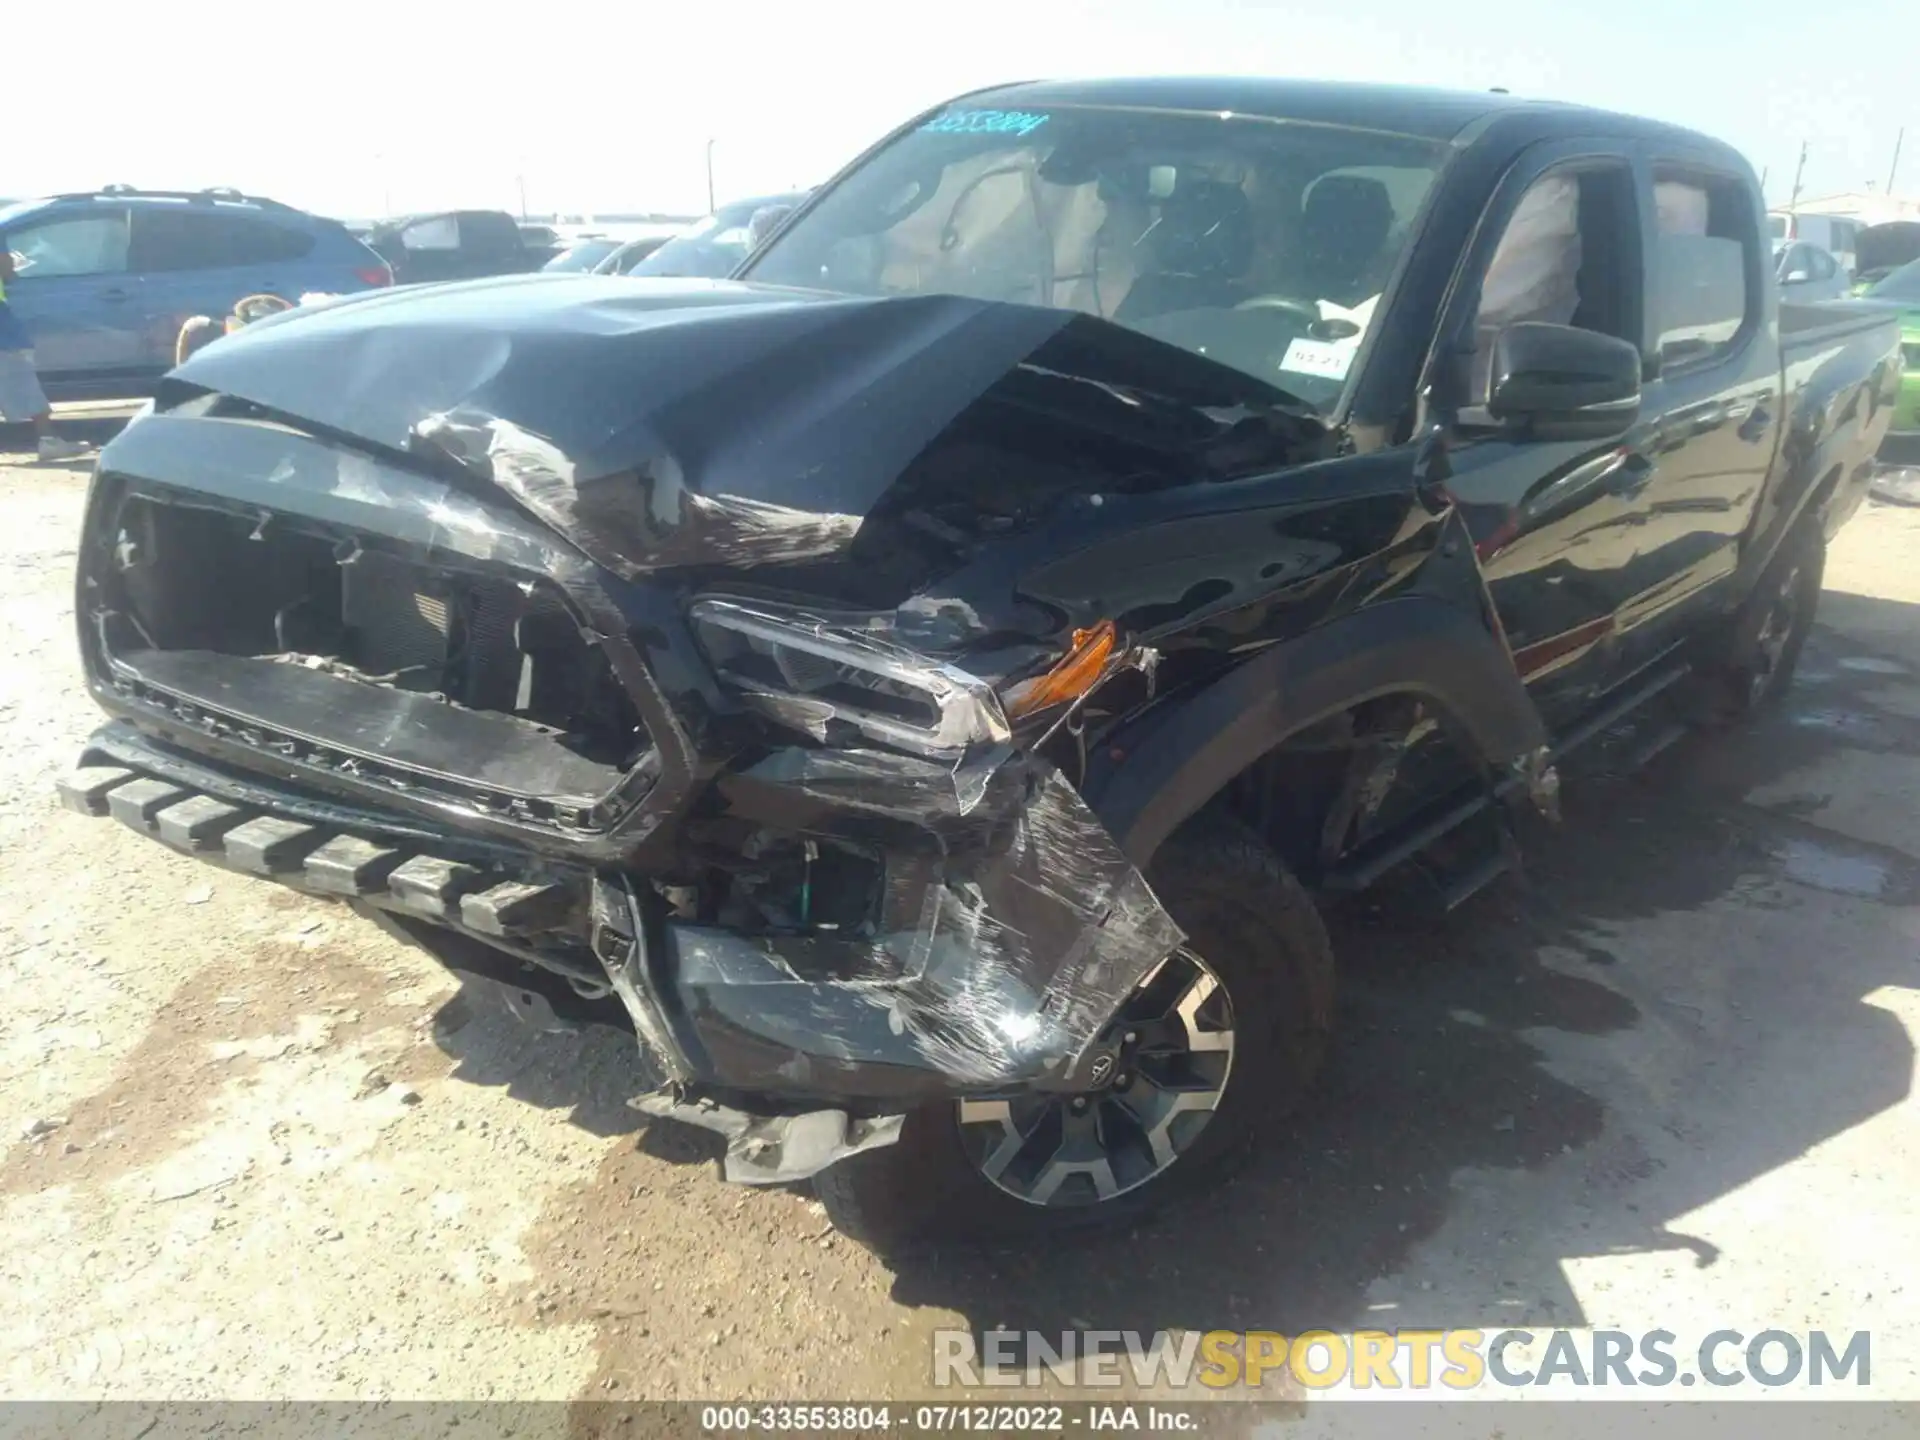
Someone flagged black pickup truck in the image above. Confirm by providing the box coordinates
[60,79,1900,1249]
[362,209,550,286]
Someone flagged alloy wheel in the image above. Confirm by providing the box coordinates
[1748,560,1805,704]
[955,948,1236,1207]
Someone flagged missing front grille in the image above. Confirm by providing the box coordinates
[100,494,650,774]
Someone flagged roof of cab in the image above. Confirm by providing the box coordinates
[960,75,1717,151]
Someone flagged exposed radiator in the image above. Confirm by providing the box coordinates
[340,551,453,683]
[462,578,529,712]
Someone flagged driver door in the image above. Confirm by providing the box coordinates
[1434,143,1654,731]
[2,207,141,379]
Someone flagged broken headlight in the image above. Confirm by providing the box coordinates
[688,598,1011,757]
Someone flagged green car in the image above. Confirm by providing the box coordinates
[1864,262,1920,467]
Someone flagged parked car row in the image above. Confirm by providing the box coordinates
[1767,210,1920,300]
[1,185,827,404]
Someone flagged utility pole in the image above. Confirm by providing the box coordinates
[1889,128,1906,198]
[1760,165,1769,200]
[705,138,717,214]
[516,173,528,221]
[1789,140,1808,213]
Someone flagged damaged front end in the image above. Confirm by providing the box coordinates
[60,285,1255,1182]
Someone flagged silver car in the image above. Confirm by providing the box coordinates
[1775,241,1850,302]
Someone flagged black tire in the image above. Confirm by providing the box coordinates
[814,813,1335,1252]
[1692,523,1826,727]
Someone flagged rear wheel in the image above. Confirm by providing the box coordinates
[814,814,1334,1251]
[1694,523,1825,725]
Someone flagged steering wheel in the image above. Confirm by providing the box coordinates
[1234,294,1321,324]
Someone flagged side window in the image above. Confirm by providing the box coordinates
[6,212,131,278]
[218,217,314,266]
[1468,162,1637,399]
[399,216,459,251]
[1650,170,1755,373]
[1811,247,1838,281]
[131,211,316,272]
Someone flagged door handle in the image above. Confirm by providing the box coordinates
[1737,404,1773,442]
[97,287,129,303]
[1604,451,1656,500]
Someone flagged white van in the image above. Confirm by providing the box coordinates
[1768,212,1862,275]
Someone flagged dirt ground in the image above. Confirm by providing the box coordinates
[4,430,1920,1412]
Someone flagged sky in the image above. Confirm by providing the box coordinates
[9,0,1908,221]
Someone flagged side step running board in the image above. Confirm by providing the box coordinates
[1324,661,1692,896]
[1435,821,1522,912]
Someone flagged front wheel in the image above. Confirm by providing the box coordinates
[814,814,1335,1251]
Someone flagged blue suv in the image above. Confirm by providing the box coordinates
[0,187,392,402]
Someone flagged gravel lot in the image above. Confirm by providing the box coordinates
[4,431,1919,1412]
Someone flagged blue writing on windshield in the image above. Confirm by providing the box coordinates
[920,109,1052,138]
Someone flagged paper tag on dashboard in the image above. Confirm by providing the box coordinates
[1279,337,1354,381]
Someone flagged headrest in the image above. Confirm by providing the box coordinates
[1143,178,1253,279]
[1302,175,1394,252]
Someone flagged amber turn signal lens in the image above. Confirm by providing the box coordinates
[1004,620,1119,720]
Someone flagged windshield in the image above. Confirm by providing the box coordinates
[1867,258,1920,303]
[599,236,669,273]
[633,197,801,278]
[543,239,620,272]
[743,105,1447,410]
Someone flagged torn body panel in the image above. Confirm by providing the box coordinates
[64,724,1184,1119]
[657,766,1185,1101]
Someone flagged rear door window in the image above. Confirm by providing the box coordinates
[6,210,131,278]
[399,216,460,251]
[130,209,315,271]
[1649,171,1756,373]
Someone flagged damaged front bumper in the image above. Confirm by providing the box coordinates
[61,719,1182,1182]
[64,399,1188,1184]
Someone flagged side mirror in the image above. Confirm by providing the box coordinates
[1488,322,1641,442]
[1784,267,1811,284]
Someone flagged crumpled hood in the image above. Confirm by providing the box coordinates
[165,273,1319,584]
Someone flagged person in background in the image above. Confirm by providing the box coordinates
[0,248,90,461]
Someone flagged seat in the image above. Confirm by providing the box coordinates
[1114,179,1255,322]
[1297,176,1395,305]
